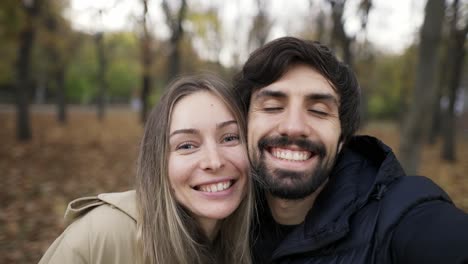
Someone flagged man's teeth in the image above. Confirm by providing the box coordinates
[272,148,311,161]
[198,181,232,192]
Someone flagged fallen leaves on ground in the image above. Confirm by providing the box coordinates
[0,109,141,263]
[0,110,466,263]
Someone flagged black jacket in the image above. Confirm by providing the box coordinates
[252,135,468,264]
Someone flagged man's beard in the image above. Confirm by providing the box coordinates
[251,136,336,200]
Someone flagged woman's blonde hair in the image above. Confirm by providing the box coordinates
[135,74,253,264]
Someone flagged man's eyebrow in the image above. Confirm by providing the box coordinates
[217,120,237,129]
[169,128,198,138]
[306,93,339,106]
[254,89,287,100]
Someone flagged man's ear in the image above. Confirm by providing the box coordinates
[338,141,344,154]
[337,134,344,154]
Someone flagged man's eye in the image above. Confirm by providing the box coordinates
[263,107,283,112]
[309,109,328,116]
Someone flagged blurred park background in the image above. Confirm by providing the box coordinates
[0,0,467,262]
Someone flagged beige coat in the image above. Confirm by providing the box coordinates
[38,190,138,264]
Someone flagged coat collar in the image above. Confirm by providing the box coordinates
[65,190,137,225]
[271,135,406,260]
[98,190,137,221]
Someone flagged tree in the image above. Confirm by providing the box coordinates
[326,0,372,68]
[328,0,354,66]
[441,0,468,161]
[399,0,446,174]
[95,30,108,121]
[324,0,372,125]
[162,0,188,81]
[88,3,123,121]
[65,33,99,104]
[40,0,73,123]
[105,32,140,101]
[15,0,43,141]
[315,8,327,43]
[248,0,272,52]
[139,0,154,123]
[427,48,448,145]
[0,0,22,101]
[187,7,223,64]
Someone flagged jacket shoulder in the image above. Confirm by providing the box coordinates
[373,176,453,262]
[39,191,138,264]
[376,176,452,236]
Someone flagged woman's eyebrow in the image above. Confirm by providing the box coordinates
[169,120,237,138]
[169,128,198,138]
[217,120,237,129]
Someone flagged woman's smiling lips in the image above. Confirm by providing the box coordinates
[192,178,237,194]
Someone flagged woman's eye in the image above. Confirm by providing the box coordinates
[176,142,196,150]
[222,134,240,143]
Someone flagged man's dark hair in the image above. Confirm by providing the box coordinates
[233,36,361,144]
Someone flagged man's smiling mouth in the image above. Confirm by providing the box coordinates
[268,147,314,162]
[258,136,325,163]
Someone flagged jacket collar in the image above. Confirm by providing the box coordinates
[271,135,406,260]
[65,190,137,225]
[98,190,137,221]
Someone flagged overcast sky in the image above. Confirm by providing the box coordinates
[67,0,426,65]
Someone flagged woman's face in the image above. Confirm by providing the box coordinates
[168,91,247,235]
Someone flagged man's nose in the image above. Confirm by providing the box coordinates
[277,107,311,138]
[199,144,225,171]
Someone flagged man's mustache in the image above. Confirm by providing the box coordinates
[257,136,326,158]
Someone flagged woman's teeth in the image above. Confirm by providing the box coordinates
[197,181,232,192]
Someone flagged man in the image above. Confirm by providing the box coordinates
[234,37,468,263]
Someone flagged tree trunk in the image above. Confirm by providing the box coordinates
[35,77,46,104]
[168,34,181,81]
[95,32,107,121]
[140,74,150,122]
[45,7,68,124]
[56,67,67,123]
[164,0,187,81]
[427,65,446,145]
[248,0,271,53]
[15,0,42,141]
[399,0,446,174]
[140,0,153,123]
[428,30,450,145]
[329,0,353,67]
[315,8,326,43]
[442,2,467,161]
[427,88,442,145]
[16,76,32,140]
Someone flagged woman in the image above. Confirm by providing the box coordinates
[39,75,253,264]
